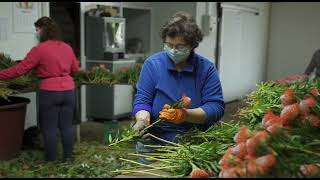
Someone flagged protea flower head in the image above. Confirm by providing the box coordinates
[180,95,191,108]
[311,88,320,97]
[189,161,210,178]
[120,67,129,73]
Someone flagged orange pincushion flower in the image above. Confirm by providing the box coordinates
[300,164,320,177]
[253,131,270,142]
[219,166,246,178]
[262,110,275,125]
[190,169,210,178]
[245,159,259,177]
[305,114,320,128]
[280,103,300,126]
[233,166,246,177]
[181,95,191,108]
[234,126,249,144]
[262,110,282,129]
[246,137,259,157]
[120,67,129,73]
[219,147,234,168]
[299,96,317,116]
[266,123,283,134]
[263,115,282,129]
[231,142,247,159]
[280,88,295,106]
[189,161,210,178]
[219,147,243,169]
[171,95,192,109]
[255,154,276,175]
[311,88,320,97]
[219,167,238,178]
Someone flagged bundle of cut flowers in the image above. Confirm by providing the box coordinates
[112,120,242,178]
[219,85,320,178]
[107,95,191,147]
[270,74,307,85]
[113,77,320,178]
[73,64,117,86]
[114,64,142,88]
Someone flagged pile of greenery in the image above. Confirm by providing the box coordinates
[0,142,135,178]
[0,53,39,99]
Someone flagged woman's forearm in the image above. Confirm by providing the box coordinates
[185,108,207,124]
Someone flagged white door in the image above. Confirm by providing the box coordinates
[218,4,260,103]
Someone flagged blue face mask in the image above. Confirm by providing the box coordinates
[164,44,190,64]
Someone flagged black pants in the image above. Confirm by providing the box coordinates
[39,89,76,161]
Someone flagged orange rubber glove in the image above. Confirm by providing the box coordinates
[159,104,187,124]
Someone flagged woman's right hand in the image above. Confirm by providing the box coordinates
[133,110,151,131]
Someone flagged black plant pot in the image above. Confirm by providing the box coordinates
[0,96,30,161]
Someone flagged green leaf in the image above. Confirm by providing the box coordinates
[109,134,112,144]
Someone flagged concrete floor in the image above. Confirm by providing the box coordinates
[78,100,246,178]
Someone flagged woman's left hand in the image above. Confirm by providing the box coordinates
[159,108,187,124]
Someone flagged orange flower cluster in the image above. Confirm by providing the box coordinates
[218,87,320,178]
[218,126,276,178]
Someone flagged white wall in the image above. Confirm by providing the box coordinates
[197,2,270,102]
[0,2,39,60]
[195,2,217,63]
[267,2,320,80]
[196,2,271,72]
[0,2,46,129]
[219,2,271,101]
[150,2,197,53]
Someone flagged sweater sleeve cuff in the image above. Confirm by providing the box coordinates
[132,104,152,117]
[200,104,214,123]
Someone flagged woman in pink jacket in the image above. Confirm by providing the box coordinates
[0,17,80,162]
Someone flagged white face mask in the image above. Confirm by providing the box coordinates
[35,32,41,41]
[164,44,190,64]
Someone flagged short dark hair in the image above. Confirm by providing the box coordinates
[160,11,203,49]
[34,16,61,42]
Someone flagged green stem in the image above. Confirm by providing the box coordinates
[143,153,178,157]
[117,165,177,174]
[108,119,162,147]
[146,133,181,147]
[141,118,162,132]
[220,121,233,127]
[278,144,320,157]
[142,144,177,148]
[108,136,135,147]
[113,169,167,177]
[189,160,197,170]
[127,153,171,163]
[119,158,158,169]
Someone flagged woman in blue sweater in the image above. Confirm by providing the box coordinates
[132,11,225,163]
